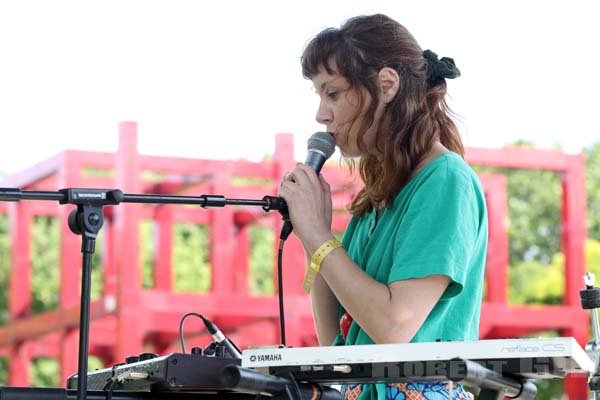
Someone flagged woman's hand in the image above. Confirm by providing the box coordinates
[278,163,334,253]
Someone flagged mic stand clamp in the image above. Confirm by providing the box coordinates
[262,196,293,240]
[580,272,600,398]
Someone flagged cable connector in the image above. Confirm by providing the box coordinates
[200,316,242,359]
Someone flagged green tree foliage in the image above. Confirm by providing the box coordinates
[535,379,564,400]
[140,220,155,289]
[473,163,562,265]
[31,217,60,313]
[505,168,562,265]
[246,226,342,295]
[90,230,104,300]
[585,142,600,240]
[29,356,103,387]
[249,226,274,295]
[172,223,210,292]
[30,217,104,311]
[0,215,9,324]
[588,238,600,278]
[30,358,59,387]
[509,239,600,305]
[0,357,6,385]
[140,221,212,291]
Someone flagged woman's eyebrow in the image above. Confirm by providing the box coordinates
[315,78,340,94]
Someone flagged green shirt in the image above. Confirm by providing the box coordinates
[333,152,488,399]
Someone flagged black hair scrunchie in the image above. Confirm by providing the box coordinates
[423,49,461,86]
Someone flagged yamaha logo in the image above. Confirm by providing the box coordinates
[249,353,282,362]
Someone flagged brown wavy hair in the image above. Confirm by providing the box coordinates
[301,14,464,217]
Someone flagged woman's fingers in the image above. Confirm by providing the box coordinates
[318,174,331,195]
[282,164,319,184]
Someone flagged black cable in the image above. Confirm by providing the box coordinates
[277,239,286,347]
[178,312,205,354]
[287,372,302,400]
[179,238,286,351]
[104,380,115,400]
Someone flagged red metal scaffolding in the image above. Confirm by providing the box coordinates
[0,122,590,398]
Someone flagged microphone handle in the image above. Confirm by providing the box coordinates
[304,151,326,174]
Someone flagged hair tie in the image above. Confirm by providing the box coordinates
[423,49,460,86]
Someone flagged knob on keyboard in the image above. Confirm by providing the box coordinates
[139,352,159,361]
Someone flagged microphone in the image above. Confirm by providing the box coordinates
[280,132,336,240]
[304,131,337,174]
[221,365,343,400]
[200,316,242,359]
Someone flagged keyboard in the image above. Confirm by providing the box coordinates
[241,337,594,383]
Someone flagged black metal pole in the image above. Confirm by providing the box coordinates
[76,249,93,400]
[0,387,277,400]
[0,188,287,211]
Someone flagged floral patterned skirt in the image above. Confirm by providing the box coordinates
[341,381,474,400]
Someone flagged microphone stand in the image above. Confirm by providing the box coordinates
[0,188,289,400]
[580,272,600,399]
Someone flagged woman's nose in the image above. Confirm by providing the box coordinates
[316,103,332,125]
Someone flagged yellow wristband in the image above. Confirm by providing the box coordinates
[302,239,343,294]
[310,239,343,272]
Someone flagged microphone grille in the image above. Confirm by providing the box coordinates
[307,132,336,159]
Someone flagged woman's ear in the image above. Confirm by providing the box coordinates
[378,67,400,103]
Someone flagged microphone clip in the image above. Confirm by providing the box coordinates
[262,196,293,241]
[262,195,287,213]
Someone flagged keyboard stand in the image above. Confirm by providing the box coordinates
[581,272,600,399]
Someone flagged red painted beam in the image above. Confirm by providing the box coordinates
[562,154,587,308]
[140,155,274,178]
[140,291,312,318]
[0,153,62,188]
[0,300,113,347]
[480,174,508,304]
[114,121,144,362]
[9,202,32,320]
[466,146,573,171]
[210,169,236,294]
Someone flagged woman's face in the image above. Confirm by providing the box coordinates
[311,65,385,158]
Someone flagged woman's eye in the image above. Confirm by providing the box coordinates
[327,90,338,100]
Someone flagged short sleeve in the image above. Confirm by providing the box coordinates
[387,162,482,300]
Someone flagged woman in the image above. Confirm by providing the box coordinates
[278,14,487,400]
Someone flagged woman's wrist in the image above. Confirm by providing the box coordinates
[302,235,343,293]
[304,232,337,256]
